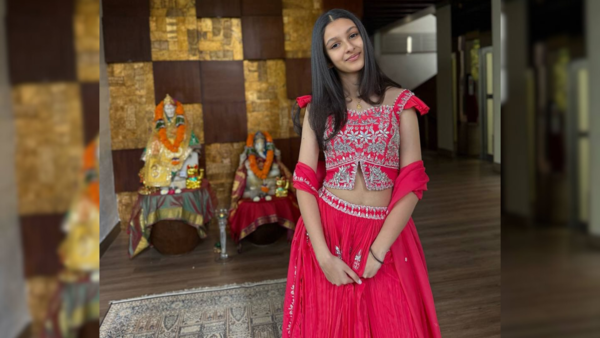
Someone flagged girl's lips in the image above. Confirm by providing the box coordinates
[346,52,361,62]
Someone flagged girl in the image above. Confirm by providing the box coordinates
[282,9,442,338]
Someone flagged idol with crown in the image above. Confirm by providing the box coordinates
[140,94,201,195]
[44,136,100,338]
[237,131,290,202]
[228,131,299,247]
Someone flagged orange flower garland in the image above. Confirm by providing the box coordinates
[154,100,186,153]
[247,131,274,180]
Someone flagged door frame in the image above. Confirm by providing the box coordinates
[567,59,589,231]
[479,46,494,162]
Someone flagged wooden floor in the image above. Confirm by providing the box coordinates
[501,224,600,338]
[100,151,501,337]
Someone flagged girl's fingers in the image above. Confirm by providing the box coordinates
[344,267,362,284]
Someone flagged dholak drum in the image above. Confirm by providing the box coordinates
[246,223,287,246]
[150,220,200,255]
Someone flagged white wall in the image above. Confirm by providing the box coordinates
[436,4,454,153]
[388,14,437,34]
[378,54,437,90]
[0,0,32,336]
[376,14,437,91]
[587,0,600,236]
[99,9,119,242]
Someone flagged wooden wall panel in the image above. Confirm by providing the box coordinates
[285,58,312,99]
[153,61,203,104]
[112,148,145,193]
[102,16,152,63]
[196,0,242,17]
[6,17,76,84]
[102,0,150,17]
[274,137,302,173]
[7,0,74,17]
[241,0,282,16]
[200,61,245,102]
[203,102,248,144]
[20,215,65,277]
[241,16,285,60]
[198,145,207,171]
[289,136,302,172]
[81,82,100,144]
[276,136,316,173]
[273,138,291,173]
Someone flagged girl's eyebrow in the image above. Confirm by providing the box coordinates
[325,26,357,46]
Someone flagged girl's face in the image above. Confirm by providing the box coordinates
[323,18,364,74]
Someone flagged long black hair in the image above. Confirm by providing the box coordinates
[291,8,402,151]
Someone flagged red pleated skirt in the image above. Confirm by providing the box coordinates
[283,187,430,338]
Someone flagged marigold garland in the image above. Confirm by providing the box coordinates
[247,131,274,180]
[154,100,186,153]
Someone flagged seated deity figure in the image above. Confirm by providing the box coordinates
[140,94,199,195]
[231,131,293,204]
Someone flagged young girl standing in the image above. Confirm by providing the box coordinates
[282,9,442,338]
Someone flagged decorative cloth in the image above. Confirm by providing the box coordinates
[127,179,217,258]
[228,195,300,243]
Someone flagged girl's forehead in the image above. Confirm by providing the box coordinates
[323,18,355,40]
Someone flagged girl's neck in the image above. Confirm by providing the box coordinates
[338,71,361,98]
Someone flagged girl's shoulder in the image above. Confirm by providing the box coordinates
[382,86,407,106]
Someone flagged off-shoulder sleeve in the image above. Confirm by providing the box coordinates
[392,90,430,116]
[296,95,312,108]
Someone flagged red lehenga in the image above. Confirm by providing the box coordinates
[282,90,442,337]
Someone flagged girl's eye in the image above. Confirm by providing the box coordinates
[330,33,358,49]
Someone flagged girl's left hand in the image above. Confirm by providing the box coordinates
[362,251,383,279]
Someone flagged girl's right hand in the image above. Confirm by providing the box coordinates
[317,253,362,286]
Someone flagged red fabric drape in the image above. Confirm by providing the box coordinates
[387,160,430,213]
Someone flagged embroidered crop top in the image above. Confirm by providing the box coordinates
[297,89,429,191]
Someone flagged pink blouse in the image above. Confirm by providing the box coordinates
[296,89,429,191]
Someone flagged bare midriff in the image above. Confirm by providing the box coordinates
[324,165,392,207]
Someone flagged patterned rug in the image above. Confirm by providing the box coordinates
[100,279,287,338]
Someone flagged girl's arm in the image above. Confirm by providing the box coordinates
[296,103,331,262]
[370,107,422,259]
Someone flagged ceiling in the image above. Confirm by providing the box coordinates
[362,0,438,35]
[361,0,492,37]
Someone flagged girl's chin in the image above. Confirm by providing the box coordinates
[339,62,364,73]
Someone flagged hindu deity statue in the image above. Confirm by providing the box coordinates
[140,94,200,195]
[44,136,100,337]
[230,131,293,204]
